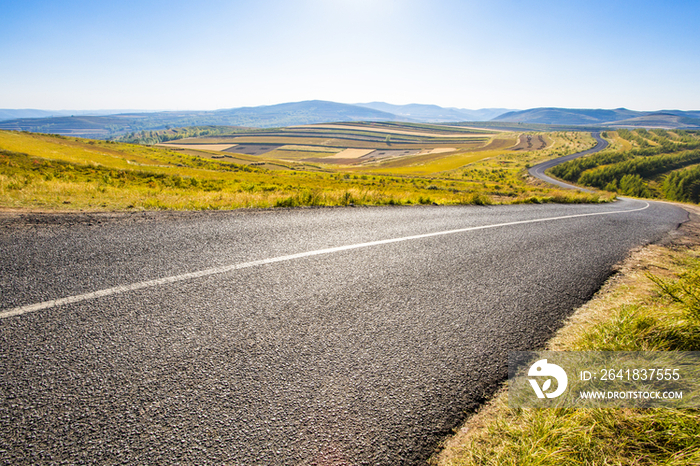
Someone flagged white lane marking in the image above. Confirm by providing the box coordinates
[1,202,650,319]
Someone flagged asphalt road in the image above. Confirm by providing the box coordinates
[528,132,609,190]
[0,195,689,465]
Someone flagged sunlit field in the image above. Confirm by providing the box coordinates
[0,126,609,211]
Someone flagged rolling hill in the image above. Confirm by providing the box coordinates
[0,101,510,138]
[354,102,512,122]
[0,101,403,138]
[494,107,700,128]
[603,112,700,129]
[0,109,148,122]
[2,102,700,140]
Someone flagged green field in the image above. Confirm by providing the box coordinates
[0,126,608,211]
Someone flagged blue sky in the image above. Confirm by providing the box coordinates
[2,0,699,111]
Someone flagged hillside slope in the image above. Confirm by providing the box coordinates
[494,107,700,128]
[493,108,641,125]
[355,103,511,122]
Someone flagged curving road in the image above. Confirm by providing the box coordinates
[528,132,609,190]
[0,137,690,465]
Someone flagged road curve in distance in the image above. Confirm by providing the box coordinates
[529,132,609,190]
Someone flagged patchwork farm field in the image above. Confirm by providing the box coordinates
[157,122,508,170]
[0,124,608,211]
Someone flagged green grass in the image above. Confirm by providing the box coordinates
[440,404,700,466]
[0,146,477,210]
[436,239,700,466]
[0,130,612,211]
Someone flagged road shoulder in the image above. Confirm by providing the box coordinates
[432,202,700,465]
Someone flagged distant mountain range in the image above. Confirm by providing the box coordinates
[0,101,511,138]
[0,109,149,121]
[1,101,699,139]
[0,101,405,138]
[493,107,700,128]
[354,103,512,122]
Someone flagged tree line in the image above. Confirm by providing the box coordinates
[111,126,244,145]
[548,129,700,202]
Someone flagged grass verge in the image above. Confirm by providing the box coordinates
[434,205,700,466]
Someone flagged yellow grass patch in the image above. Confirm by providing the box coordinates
[158,143,237,151]
[277,145,341,153]
[377,150,498,174]
[327,148,374,159]
[0,131,161,168]
[610,131,634,151]
[417,148,457,155]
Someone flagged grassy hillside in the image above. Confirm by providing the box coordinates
[0,129,608,211]
[494,107,641,125]
[549,129,700,201]
[354,103,511,122]
[494,108,700,129]
[609,113,700,129]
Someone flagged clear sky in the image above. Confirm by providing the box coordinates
[2,0,699,111]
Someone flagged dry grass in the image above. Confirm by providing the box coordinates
[0,129,614,211]
[327,148,375,159]
[417,148,457,155]
[157,143,237,151]
[606,130,634,151]
[368,149,499,172]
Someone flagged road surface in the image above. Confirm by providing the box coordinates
[0,194,688,465]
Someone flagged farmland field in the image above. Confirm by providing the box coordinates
[157,122,513,170]
[289,123,494,138]
[0,125,608,212]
